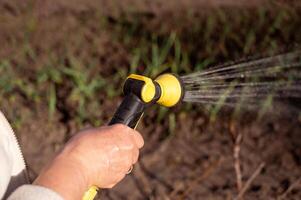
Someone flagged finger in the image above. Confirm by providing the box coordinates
[106,184,115,189]
[114,132,141,164]
[109,124,144,149]
[109,124,131,134]
[115,131,135,151]
[129,130,144,149]
[112,172,126,183]
[109,144,133,173]
[104,173,126,188]
[132,147,139,164]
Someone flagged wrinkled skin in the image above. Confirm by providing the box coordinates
[34,124,144,200]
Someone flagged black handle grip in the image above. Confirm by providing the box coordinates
[109,94,146,129]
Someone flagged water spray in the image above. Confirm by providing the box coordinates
[82,73,184,200]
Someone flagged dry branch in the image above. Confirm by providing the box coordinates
[234,134,243,192]
[169,157,223,200]
[234,162,265,200]
[278,177,301,200]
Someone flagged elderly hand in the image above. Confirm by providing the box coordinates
[34,124,144,200]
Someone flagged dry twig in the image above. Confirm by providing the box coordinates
[169,157,223,200]
[278,177,301,200]
[234,134,243,192]
[234,162,265,200]
[131,162,153,198]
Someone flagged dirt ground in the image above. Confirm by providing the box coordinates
[1,0,301,199]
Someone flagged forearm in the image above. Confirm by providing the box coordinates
[33,153,89,200]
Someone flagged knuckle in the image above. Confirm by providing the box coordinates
[112,124,128,132]
[118,136,135,149]
[125,139,135,149]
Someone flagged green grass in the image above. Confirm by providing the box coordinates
[0,4,300,130]
[0,60,15,95]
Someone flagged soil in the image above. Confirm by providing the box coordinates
[1,1,301,199]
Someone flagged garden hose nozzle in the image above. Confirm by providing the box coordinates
[109,73,184,128]
[82,73,184,200]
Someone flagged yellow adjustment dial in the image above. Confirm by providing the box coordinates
[155,74,183,107]
[127,74,156,103]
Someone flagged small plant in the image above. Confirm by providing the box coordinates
[61,56,106,123]
[0,60,15,96]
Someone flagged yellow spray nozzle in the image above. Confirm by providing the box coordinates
[154,73,184,107]
[125,73,184,107]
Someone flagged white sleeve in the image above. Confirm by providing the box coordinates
[0,145,11,199]
[0,112,28,199]
[7,185,64,200]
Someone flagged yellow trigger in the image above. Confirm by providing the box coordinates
[127,74,156,103]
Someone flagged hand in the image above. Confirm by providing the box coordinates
[34,124,144,200]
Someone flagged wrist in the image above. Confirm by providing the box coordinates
[34,153,89,200]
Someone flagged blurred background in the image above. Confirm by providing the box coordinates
[1,0,301,199]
